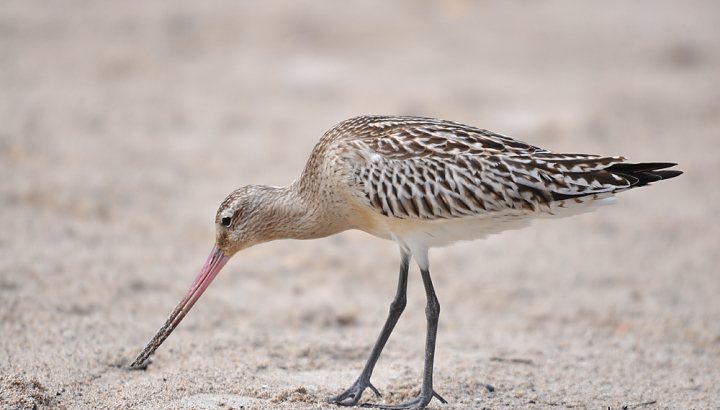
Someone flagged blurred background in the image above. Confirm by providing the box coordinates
[1,1,719,409]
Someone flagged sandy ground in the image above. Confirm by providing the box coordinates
[2,1,719,409]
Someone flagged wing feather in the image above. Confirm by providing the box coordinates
[337,116,673,221]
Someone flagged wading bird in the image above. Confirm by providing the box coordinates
[131,115,681,409]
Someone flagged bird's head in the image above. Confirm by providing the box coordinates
[214,185,278,256]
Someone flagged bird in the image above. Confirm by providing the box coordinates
[130,115,681,409]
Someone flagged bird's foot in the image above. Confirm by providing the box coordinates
[327,377,381,406]
[365,390,447,410]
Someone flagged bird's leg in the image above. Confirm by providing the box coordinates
[374,267,447,410]
[327,251,410,407]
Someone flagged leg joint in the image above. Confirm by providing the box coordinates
[425,296,440,319]
[389,296,407,315]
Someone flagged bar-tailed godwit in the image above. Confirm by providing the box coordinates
[131,115,681,409]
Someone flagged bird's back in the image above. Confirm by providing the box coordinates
[296,115,680,247]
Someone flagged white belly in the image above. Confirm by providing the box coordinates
[361,192,616,249]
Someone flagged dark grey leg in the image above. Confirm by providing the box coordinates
[327,250,411,406]
[375,267,447,410]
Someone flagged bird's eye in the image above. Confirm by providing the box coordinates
[221,217,232,226]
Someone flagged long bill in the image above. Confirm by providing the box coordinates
[130,245,231,368]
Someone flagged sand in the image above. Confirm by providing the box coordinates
[1,1,719,409]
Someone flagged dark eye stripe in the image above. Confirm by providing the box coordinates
[221,217,232,226]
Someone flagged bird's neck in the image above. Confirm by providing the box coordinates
[251,184,349,243]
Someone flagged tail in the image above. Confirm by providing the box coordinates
[605,162,683,187]
[551,162,682,202]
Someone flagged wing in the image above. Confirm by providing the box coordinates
[344,116,632,220]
